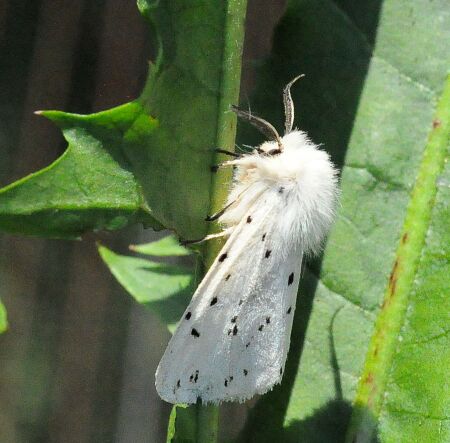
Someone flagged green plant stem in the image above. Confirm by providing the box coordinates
[196,1,247,442]
[345,76,450,442]
[205,0,248,264]
[197,405,220,443]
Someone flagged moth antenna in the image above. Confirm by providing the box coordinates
[283,74,305,134]
[231,105,282,148]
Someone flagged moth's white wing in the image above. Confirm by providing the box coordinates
[155,189,303,404]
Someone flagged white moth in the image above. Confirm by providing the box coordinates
[156,76,339,404]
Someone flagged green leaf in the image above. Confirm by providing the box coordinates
[0,103,161,238]
[130,235,191,256]
[0,299,7,333]
[377,159,450,442]
[98,244,193,333]
[237,0,450,441]
[347,78,450,443]
[0,0,241,240]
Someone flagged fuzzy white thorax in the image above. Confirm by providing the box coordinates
[220,130,339,256]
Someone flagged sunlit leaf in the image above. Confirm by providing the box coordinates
[98,244,193,333]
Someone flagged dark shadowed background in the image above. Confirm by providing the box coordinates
[0,1,286,442]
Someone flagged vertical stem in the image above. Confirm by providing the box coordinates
[205,0,248,265]
[197,0,247,442]
[197,405,220,443]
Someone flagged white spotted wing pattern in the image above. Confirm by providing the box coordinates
[155,188,302,404]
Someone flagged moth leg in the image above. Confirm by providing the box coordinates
[210,160,236,173]
[180,229,232,245]
[214,148,241,158]
[205,200,236,222]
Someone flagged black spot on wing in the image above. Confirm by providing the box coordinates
[287,306,292,314]
[224,376,233,387]
[243,369,248,376]
[232,324,238,336]
[238,299,243,306]
[280,367,283,375]
[262,233,266,241]
[191,328,200,337]
[210,297,218,306]
[218,253,228,262]
[231,316,237,323]
[266,316,271,324]
[265,250,272,258]
[288,272,294,285]
[185,312,192,320]
[177,379,181,388]
[278,186,285,193]
[225,274,231,281]
[246,215,252,223]
[258,325,264,331]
